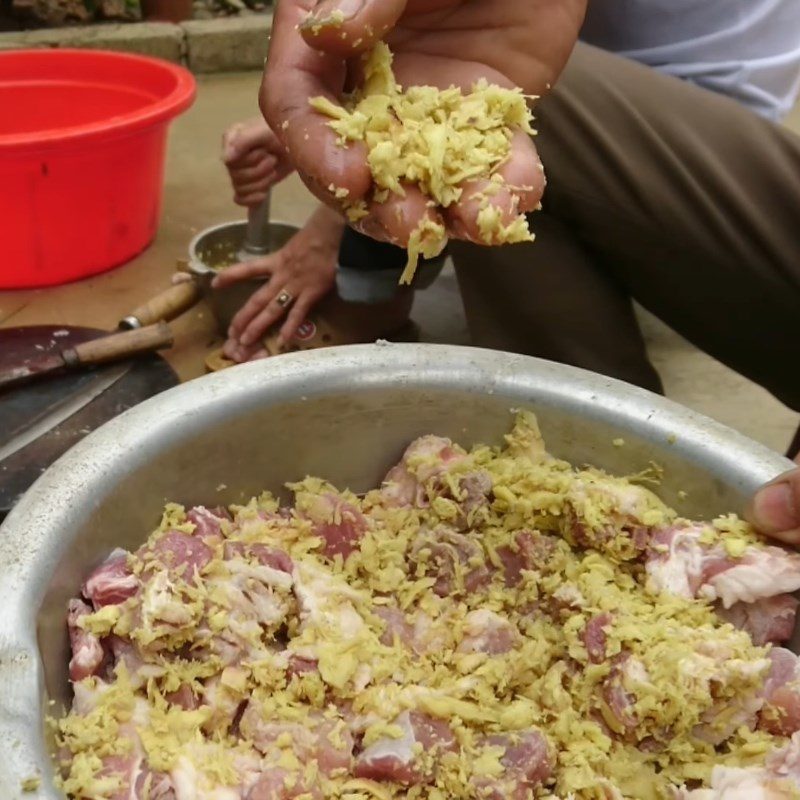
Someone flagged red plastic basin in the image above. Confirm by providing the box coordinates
[0,49,196,289]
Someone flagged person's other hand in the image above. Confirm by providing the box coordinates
[222,117,295,207]
[260,0,587,248]
[212,204,344,361]
[746,456,800,546]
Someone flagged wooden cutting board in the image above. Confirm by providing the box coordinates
[0,325,179,521]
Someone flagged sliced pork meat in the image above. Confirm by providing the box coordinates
[583,612,613,665]
[565,474,666,556]
[646,524,708,599]
[701,547,800,608]
[426,469,493,531]
[170,745,263,800]
[599,655,646,736]
[165,684,200,712]
[292,560,366,654]
[374,605,415,649]
[760,648,800,736]
[107,635,144,679]
[71,678,108,716]
[139,530,213,579]
[496,531,558,587]
[201,673,249,735]
[354,711,456,785]
[297,493,367,559]
[67,598,105,682]
[647,523,800,610]
[135,769,176,800]
[83,548,139,608]
[677,758,800,799]
[717,595,799,646]
[101,753,147,800]
[453,471,493,524]
[409,525,489,597]
[380,436,468,508]
[766,730,800,790]
[472,730,552,800]
[240,707,353,777]
[223,541,293,574]
[186,506,229,546]
[457,609,520,655]
[286,655,319,678]
[763,648,799,698]
[199,561,294,663]
[245,769,321,800]
[90,702,153,800]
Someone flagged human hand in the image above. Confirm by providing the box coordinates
[212,204,344,361]
[222,116,295,207]
[260,0,587,247]
[747,457,800,546]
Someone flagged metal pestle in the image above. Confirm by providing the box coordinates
[237,191,272,261]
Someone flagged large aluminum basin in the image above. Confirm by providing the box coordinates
[0,344,793,798]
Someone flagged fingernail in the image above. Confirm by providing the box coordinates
[752,481,798,532]
[305,0,363,25]
[222,140,239,163]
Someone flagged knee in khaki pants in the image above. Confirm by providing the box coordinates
[454,42,800,413]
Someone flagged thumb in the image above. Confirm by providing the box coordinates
[300,0,407,57]
[746,467,800,546]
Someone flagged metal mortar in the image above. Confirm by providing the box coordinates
[187,218,300,335]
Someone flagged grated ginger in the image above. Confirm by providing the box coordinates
[52,412,800,800]
[310,43,536,283]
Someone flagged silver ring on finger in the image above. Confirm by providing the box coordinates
[276,290,294,309]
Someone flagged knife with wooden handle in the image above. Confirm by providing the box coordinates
[0,322,174,391]
[119,279,202,330]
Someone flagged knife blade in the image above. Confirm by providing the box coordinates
[0,322,173,391]
[0,363,130,464]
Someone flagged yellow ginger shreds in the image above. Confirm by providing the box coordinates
[138,692,214,772]
[311,43,536,284]
[476,203,533,247]
[503,408,549,462]
[229,489,279,518]
[157,502,193,533]
[20,776,41,793]
[713,513,765,557]
[344,199,369,223]
[312,44,534,205]
[400,217,448,285]
[55,751,124,800]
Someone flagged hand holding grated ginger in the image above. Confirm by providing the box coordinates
[310,43,539,283]
[261,0,584,286]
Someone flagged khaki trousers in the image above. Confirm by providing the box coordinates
[450,43,800,442]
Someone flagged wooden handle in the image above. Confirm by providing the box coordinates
[66,322,174,367]
[119,281,200,329]
[121,280,201,328]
